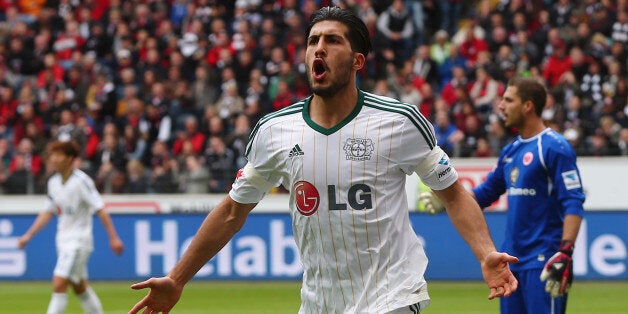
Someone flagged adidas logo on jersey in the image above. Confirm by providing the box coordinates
[289,144,305,157]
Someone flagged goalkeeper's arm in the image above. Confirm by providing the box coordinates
[540,214,582,297]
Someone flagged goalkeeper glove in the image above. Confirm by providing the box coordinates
[540,240,574,297]
[417,190,445,214]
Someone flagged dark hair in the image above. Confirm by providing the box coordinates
[49,141,81,158]
[306,6,372,57]
[507,77,547,116]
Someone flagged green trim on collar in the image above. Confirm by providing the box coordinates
[302,90,364,135]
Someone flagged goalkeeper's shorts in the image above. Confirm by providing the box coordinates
[501,268,568,314]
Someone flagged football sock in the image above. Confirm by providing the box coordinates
[78,286,104,314]
[46,292,68,314]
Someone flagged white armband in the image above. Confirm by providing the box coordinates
[414,146,458,190]
[241,162,275,192]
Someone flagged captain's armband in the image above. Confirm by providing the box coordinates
[414,146,458,190]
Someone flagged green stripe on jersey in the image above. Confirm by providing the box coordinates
[245,101,305,156]
[362,92,436,149]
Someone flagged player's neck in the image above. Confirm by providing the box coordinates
[518,118,546,139]
[59,168,73,183]
[310,86,358,128]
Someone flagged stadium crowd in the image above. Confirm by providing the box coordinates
[0,0,626,195]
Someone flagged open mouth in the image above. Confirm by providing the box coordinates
[312,58,326,80]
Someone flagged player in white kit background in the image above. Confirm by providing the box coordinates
[17,141,124,314]
[129,6,518,314]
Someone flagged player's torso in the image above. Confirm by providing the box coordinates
[500,138,548,201]
[48,172,94,247]
[266,103,410,222]
[256,95,430,313]
[48,174,87,216]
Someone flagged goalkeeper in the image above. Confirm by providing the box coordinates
[420,78,584,314]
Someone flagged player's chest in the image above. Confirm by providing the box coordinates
[49,182,82,210]
[501,145,545,186]
[275,126,398,177]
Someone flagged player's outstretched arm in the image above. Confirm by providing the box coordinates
[17,211,54,249]
[129,197,257,314]
[433,180,518,299]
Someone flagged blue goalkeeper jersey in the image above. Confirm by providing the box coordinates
[472,128,585,271]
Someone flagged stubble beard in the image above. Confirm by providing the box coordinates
[309,57,354,99]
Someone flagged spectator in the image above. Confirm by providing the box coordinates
[203,135,236,193]
[459,27,489,68]
[271,80,296,111]
[124,159,149,194]
[429,30,452,66]
[439,0,464,37]
[121,124,147,162]
[147,140,179,194]
[0,85,17,128]
[611,9,628,46]
[542,40,572,87]
[618,128,628,156]
[51,108,86,147]
[224,113,251,170]
[375,0,415,67]
[438,44,467,87]
[580,59,605,118]
[412,44,440,88]
[549,0,575,28]
[179,155,210,194]
[53,20,85,70]
[459,114,487,157]
[433,110,464,157]
[172,115,206,156]
[440,65,469,107]
[7,138,42,194]
[92,125,127,193]
[469,66,502,120]
[12,101,45,148]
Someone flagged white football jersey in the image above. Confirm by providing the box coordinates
[44,169,104,251]
[230,91,458,313]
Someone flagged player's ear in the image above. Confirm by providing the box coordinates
[523,100,535,115]
[353,52,365,71]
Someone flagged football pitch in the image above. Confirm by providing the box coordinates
[1,280,627,313]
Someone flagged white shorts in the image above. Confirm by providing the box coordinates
[53,248,91,284]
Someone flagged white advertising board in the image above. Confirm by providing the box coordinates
[0,157,625,214]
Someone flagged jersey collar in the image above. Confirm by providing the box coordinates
[302,89,364,135]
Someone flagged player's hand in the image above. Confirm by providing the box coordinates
[129,277,183,314]
[540,240,574,297]
[418,191,445,214]
[481,251,519,300]
[110,237,125,255]
[17,234,31,249]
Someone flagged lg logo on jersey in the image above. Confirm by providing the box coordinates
[293,181,373,216]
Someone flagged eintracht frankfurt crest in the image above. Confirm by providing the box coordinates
[343,138,374,161]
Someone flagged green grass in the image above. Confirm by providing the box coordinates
[1,280,627,313]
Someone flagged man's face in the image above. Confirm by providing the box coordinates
[499,86,524,129]
[305,20,357,98]
[48,151,73,173]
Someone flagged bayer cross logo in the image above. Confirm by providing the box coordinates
[343,138,374,161]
